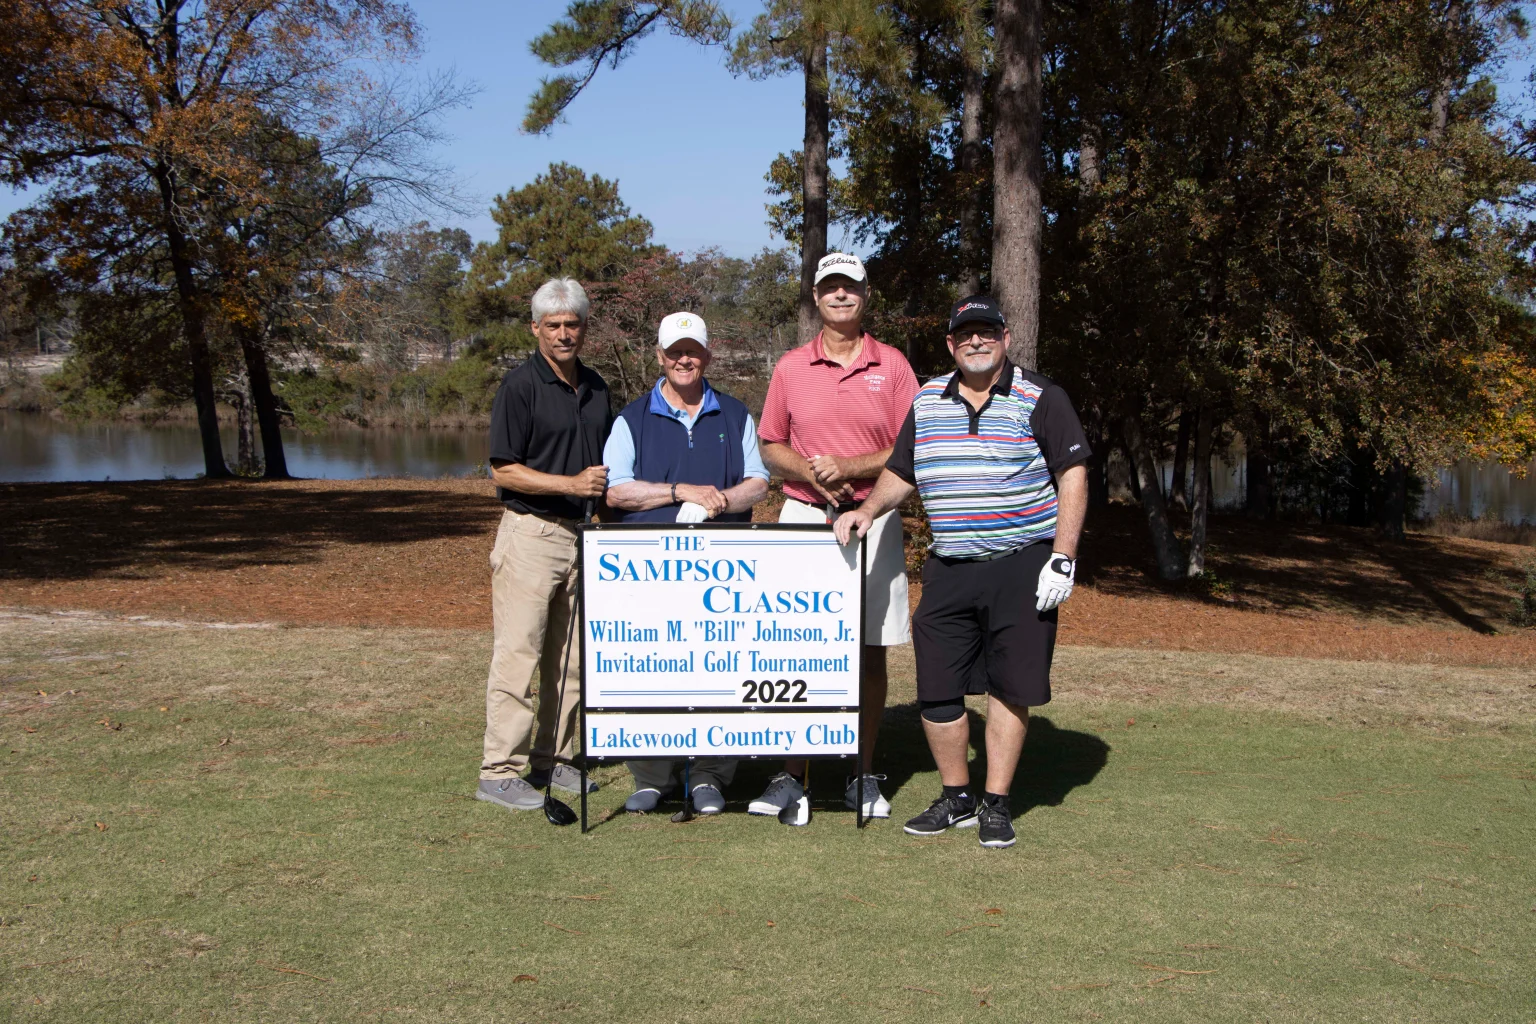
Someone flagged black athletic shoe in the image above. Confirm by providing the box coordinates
[903,793,979,835]
[977,803,1016,848]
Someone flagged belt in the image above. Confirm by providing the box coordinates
[944,544,1026,564]
[818,502,861,518]
[509,508,581,530]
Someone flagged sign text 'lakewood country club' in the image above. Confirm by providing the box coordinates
[581,524,863,760]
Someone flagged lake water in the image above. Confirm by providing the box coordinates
[2,410,1533,524]
[0,410,489,482]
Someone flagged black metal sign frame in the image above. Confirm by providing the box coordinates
[576,521,867,831]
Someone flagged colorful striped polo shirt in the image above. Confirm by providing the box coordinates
[886,363,1091,559]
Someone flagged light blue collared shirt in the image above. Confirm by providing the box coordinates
[604,379,770,487]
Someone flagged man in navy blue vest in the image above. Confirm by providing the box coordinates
[603,311,771,813]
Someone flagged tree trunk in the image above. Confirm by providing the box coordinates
[236,326,291,479]
[956,18,986,297]
[797,33,830,347]
[158,176,230,479]
[992,0,1044,370]
[1430,1,1461,139]
[234,382,259,476]
[1171,408,1193,511]
[1079,127,1100,188]
[1123,412,1185,580]
[1186,407,1215,576]
[1381,460,1408,541]
[1244,427,1271,520]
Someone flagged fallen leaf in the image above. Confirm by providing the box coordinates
[984,908,1004,916]
[23,727,36,734]
[1126,718,1136,726]
[512,974,537,983]
[766,921,776,927]
[95,822,108,832]
[35,690,46,697]
[159,707,169,712]
[28,874,37,882]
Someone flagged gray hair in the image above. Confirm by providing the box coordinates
[530,278,590,324]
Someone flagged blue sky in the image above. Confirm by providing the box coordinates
[408,0,810,256]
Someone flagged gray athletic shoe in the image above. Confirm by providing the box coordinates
[691,784,726,815]
[527,764,598,794]
[844,774,892,818]
[624,787,666,813]
[476,776,543,812]
[748,772,805,816]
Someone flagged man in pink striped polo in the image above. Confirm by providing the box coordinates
[749,252,921,825]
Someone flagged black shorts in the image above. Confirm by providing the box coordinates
[912,543,1056,707]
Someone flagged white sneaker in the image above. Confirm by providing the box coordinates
[748,772,805,816]
[844,774,891,818]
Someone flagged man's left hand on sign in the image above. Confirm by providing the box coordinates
[833,509,874,546]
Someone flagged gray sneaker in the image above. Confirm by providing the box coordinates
[476,776,543,812]
[691,784,726,815]
[624,787,666,812]
[844,774,891,818]
[527,764,599,794]
[748,772,804,816]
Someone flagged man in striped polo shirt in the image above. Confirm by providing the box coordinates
[751,252,921,825]
[833,295,1090,849]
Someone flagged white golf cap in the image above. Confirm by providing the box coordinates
[813,252,868,286]
[657,311,709,349]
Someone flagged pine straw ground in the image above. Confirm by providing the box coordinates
[2,478,1534,665]
[1,478,1534,1022]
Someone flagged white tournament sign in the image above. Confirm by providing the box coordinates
[577,522,865,806]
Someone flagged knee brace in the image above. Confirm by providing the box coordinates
[919,698,966,723]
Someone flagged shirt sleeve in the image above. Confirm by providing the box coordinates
[1030,385,1093,474]
[488,373,529,465]
[884,407,918,484]
[757,358,792,445]
[741,414,770,480]
[602,417,637,487]
[888,354,921,436]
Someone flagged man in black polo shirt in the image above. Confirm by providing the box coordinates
[834,295,1090,849]
[476,278,612,816]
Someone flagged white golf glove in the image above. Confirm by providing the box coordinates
[675,501,709,523]
[1036,553,1076,612]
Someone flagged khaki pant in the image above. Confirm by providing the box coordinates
[480,509,584,780]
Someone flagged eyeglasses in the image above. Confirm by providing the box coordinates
[952,327,1003,344]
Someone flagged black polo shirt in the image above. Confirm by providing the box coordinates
[488,349,612,520]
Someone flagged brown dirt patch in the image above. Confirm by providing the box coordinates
[3,479,1534,668]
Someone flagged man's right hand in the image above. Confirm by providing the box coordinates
[810,479,856,508]
[833,509,873,546]
[568,465,609,498]
[676,483,728,517]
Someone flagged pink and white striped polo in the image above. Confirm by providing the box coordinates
[758,332,921,504]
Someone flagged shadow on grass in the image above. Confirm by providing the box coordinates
[692,703,1109,824]
[0,480,495,581]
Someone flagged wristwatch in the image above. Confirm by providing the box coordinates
[1049,553,1075,575]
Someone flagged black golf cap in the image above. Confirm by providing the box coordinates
[948,294,1006,333]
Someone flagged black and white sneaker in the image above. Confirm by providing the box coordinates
[748,772,805,816]
[902,793,979,835]
[977,802,1016,848]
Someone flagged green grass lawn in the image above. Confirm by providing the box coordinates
[2,614,1533,1022]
